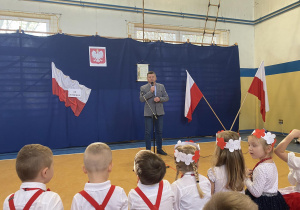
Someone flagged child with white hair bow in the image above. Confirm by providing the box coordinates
[245,129,289,210]
[171,140,211,210]
[207,130,246,194]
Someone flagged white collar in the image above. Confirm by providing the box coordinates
[84,180,111,191]
[183,171,194,175]
[137,180,160,191]
[20,182,47,191]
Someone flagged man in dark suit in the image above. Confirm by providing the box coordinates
[139,71,169,155]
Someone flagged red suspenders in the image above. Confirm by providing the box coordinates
[79,185,116,210]
[9,189,45,210]
[8,194,16,210]
[134,180,164,210]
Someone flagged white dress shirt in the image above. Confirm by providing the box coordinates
[3,182,63,210]
[128,180,174,210]
[245,162,278,198]
[71,180,128,210]
[171,172,211,210]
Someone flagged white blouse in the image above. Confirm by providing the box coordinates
[287,152,300,191]
[280,152,300,195]
[245,162,278,198]
[171,172,211,210]
[207,165,245,193]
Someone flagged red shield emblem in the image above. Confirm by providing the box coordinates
[89,47,107,67]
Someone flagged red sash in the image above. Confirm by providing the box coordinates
[79,185,116,210]
[9,188,47,210]
[134,181,163,210]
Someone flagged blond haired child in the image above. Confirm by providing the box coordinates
[3,144,63,210]
[172,140,211,210]
[71,142,128,210]
[203,191,258,210]
[245,129,289,210]
[275,129,300,209]
[207,130,246,194]
[128,150,174,210]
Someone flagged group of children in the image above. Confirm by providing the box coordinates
[3,129,300,210]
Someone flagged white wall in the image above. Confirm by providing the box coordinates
[254,0,298,19]
[1,0,255,68]
[254,1,300,66]
[248,1,300,132]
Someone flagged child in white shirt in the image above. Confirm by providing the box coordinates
[275,129,300,209]
[172,140,211,210]
[3,144,63,210]
[245,129,288,210]
[128,150,174,210]
[71,142,128,210]
[207,130,246,194]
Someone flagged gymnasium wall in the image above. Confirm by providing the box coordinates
[0,33,241,153]
[1,0,255,69]
[239,0,300,132]
[2,0,300,134]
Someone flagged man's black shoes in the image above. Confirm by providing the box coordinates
[157,149,167,156]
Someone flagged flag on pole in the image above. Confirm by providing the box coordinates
[52,62,91,116]
[185,70,203,122]
[248,61,269,122]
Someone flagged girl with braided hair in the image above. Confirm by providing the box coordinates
[171,140,211,210]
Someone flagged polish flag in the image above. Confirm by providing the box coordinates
[248,61,269,122]
[185,70,203,122]
[52,62,91,116]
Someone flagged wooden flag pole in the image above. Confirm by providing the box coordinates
[230,92,249,131]
[202,95,226,130]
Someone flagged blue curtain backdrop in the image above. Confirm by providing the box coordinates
[0,33,240,153]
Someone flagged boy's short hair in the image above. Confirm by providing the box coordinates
[134,150,166,185]
[147,71,156,76]
[16,144,53,182]
[84,142,112,173]
[203,191,258,210]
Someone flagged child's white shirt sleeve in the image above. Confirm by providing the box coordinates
[287,152,300,187]
[245,166,266,197]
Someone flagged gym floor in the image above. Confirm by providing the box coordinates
[0,131,299,209]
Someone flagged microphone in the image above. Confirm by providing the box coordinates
[151,82,154,86]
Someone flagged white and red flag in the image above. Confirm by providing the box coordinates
[185,70,203,122]
[52,62,91,117]
[248,61,269,122]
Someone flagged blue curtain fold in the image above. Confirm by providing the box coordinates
[0,33,240,153]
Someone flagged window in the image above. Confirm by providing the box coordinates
[136,30,177,42]
[0,16,49,35]
[128,23,229,45]
[0,11,60,36]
